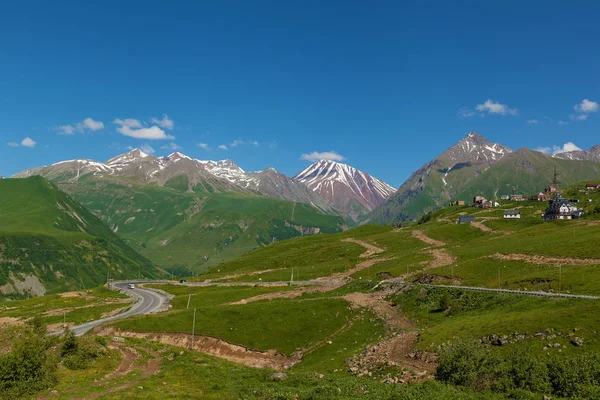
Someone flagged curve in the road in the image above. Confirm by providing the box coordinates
[71,282,169,336]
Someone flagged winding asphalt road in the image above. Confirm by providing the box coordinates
[71,281,169,336]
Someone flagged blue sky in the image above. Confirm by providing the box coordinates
[1,1,599,186]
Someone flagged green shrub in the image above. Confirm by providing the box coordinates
[492,351,550,394]
[436,339,497,390]
[28,315,47,337]
[548,353,600,398]
[0,334,58,399]
[61,328,79,357]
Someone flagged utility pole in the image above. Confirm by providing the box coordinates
[498,266,501,290]
[559,265,562,296]
[191,308,196,349]
[187,293,192,309]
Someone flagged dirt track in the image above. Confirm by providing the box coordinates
[206,268,284,282]
[489,253,600,266]
[343,292,434,380]
[95,326,300,371]
[424,248,456,269]
[341,238,385,258]
[411,230,445,247]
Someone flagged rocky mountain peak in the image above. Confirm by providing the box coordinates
[294,160,396,221]
[106,148,151,166]
[443,132,512,165]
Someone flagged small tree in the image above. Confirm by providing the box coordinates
[28,315,47,337]
[439,292,453,312]
[61,328,79,358]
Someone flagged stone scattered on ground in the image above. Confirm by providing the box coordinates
[270,372,288,381]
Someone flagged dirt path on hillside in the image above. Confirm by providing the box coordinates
[471,221,511,236]
[225,283,343,305]
[0,317,23,328]
[225,239,392,305]
[95,326,301,371]
[41,298,133,317]
[489,253,600,266]
[205,268,284,282]
[343,292,434,381]
[471,222,493,233]
[104,346,140,380]
[422,248,456,269]
[412,230,445,247]
[341,238,385,258]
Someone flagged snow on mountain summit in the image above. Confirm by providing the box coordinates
[294,160,396,220]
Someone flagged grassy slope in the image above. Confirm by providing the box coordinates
[0,285,129,325]
[0,177,158,297]
[59,177,344,274]
[194,181,600,367]
[35,331,502,400]
[455,148,600,201]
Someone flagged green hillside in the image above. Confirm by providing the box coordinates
[455,148,600,201]
[57,177,344,274]
[0,177,158,298]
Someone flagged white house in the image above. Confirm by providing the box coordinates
[504,210,521,219]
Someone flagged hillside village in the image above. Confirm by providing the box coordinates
[453,177,594,224]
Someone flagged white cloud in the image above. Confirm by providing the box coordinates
[114,118,143,128]
[527,119,539,124]
[269,141,278,149]
[570,114,588,121]
[58,125,76,135]
[82,118,104,131]
[536,142,582,155]
[113,118,174,140]
[197,143,210,150]
[140,144,156,154]
[57,117,104,135]
[218,145,228,150]
[535,146,552,154]
[300,151,346,162]
[229,139,259,147]
[558,120,568,125]
[7,142,19,147]
[475,99,519,116]
[21,137,36,148]
[150,114,174,130]
[161,143,182,151]
[574,99,599,113]
[458,108,483,118]
[126,145,134,150]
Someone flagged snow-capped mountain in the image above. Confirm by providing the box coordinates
[553,145,600,163]
[12,149,340,215]
[12,159,112,181]
[442,132,512,167]
[294,160,396,221]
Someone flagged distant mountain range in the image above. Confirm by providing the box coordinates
[12,132,600,234]
[14,149,394,220]
[554,145,600,163]
[12,150,354,273]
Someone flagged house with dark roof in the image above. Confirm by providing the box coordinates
[458,215,474,224]
[542,195,583,220]
[504,210,520,219]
